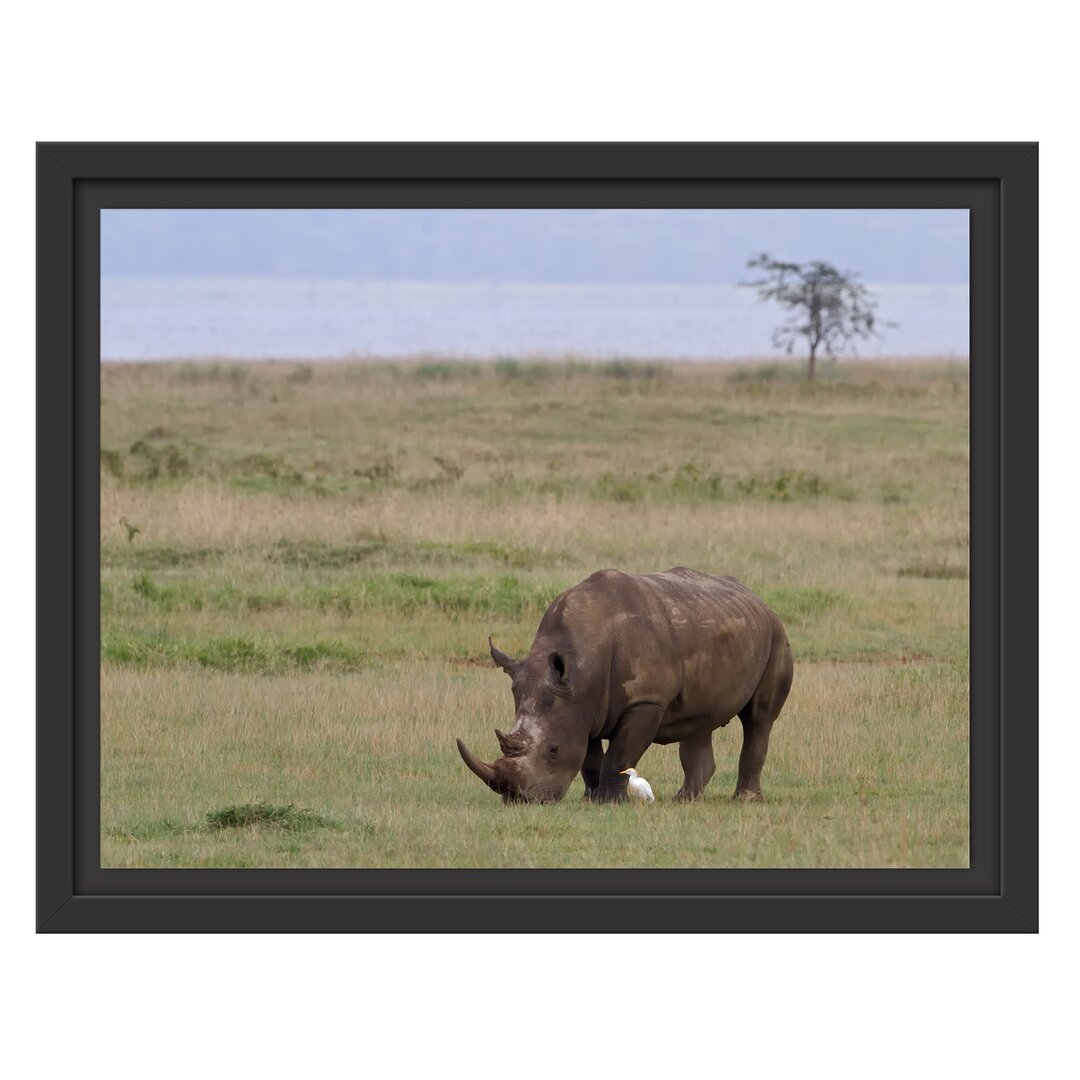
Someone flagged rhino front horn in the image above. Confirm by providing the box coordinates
[456,738,497,789]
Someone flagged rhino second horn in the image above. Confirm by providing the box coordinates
[495,728,528,756]
[457,738,497,788]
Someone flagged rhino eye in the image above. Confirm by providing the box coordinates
[547,744,559,760]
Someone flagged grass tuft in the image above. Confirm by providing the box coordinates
[204,802,338,832]
[763,586,848,622]
[898,561,968,580]
[267,538,387,568]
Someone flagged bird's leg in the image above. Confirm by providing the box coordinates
[580,738,604,801]
[675,730,716,801]
[596,704,661,803]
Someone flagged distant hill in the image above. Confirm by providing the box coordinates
[101,208,967,285]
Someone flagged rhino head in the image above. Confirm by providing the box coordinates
[456,638,589,803]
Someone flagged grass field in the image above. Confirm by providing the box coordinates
[100,358,969,867]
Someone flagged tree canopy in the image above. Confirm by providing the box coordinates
[740,253,890,380]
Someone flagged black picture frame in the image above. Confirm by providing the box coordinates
[37,142,1037,933]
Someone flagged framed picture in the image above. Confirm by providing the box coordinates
[37,142,1037,932]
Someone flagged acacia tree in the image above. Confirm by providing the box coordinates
[740,253,889,381]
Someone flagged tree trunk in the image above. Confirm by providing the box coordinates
[808,342,817,382]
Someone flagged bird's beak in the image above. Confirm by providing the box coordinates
[619,769,631,775]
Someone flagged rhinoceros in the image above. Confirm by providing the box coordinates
[456,567,793,803]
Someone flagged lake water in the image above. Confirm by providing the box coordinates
[101,278,969,361]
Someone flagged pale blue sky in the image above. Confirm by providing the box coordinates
[101,208,968,285]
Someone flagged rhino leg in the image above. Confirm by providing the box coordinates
[675,730,716,801]
[734,713,773,801]
[733,624,793,801]
[596,703,662,802]
[581,738,604,801]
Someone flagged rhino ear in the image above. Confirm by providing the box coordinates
[489,637,519,677]
[548,651,567,685]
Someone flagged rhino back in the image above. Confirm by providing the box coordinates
[535,568,781,735]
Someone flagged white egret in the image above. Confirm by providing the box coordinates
[619,768,656,803]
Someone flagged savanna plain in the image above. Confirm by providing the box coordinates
[100,358,969,867]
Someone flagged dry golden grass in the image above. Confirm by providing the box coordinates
[100,358,969,867]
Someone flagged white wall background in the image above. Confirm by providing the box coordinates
[2,4,1068,1079]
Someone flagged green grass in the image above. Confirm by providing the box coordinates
[99,358,969,868]
[898,560,969,580]
[205,801,339,832]
[102,632,368,673]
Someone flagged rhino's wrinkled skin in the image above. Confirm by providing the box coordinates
[457,567,793,803]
